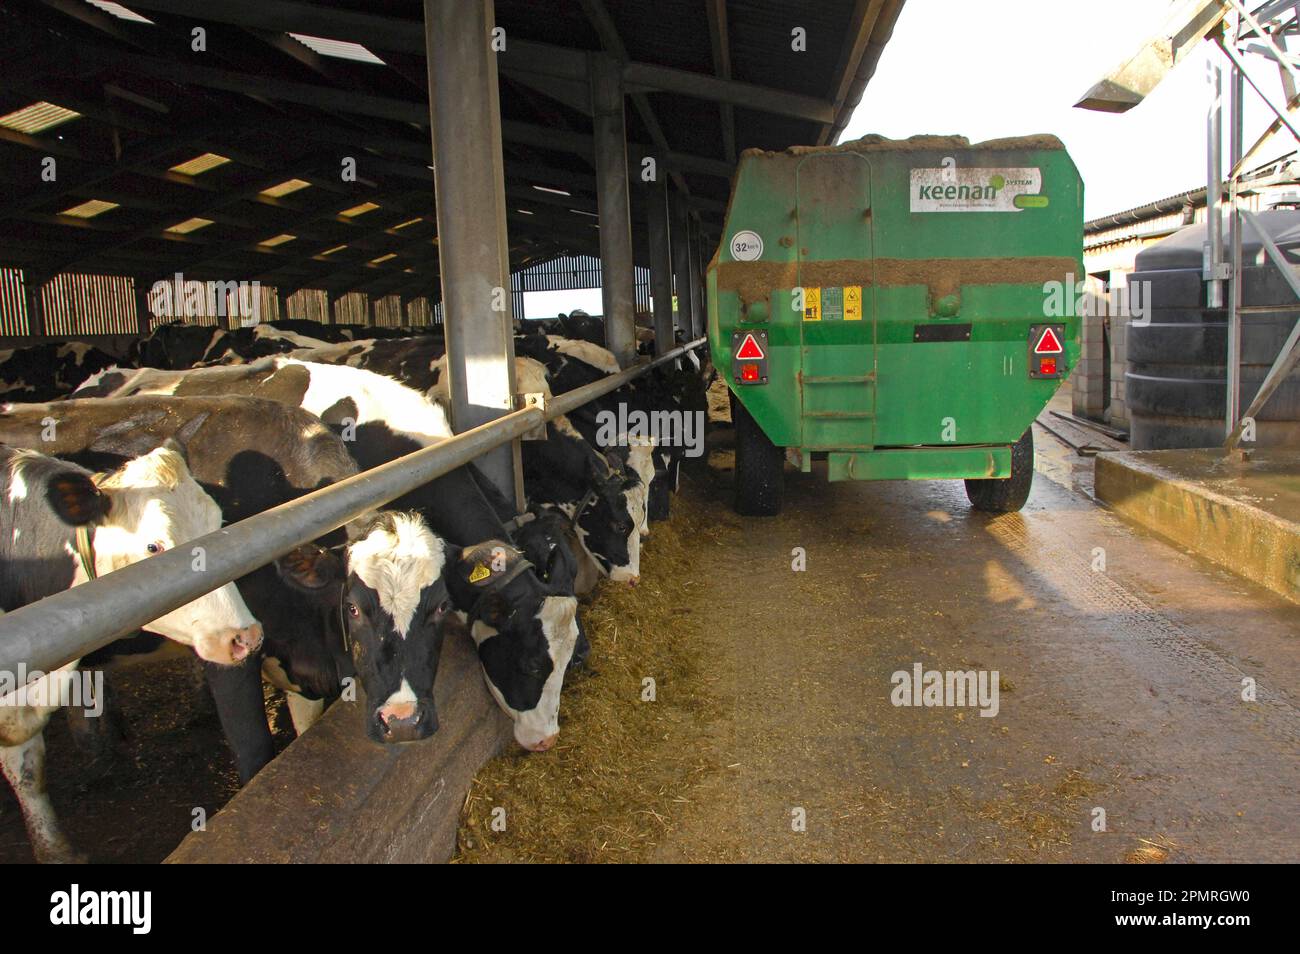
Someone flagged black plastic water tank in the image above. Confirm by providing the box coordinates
[1126,210,1300,449]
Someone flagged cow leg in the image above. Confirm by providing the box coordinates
[0,731,83,864]
[64,673,129,777]
[202,657,275,784]
[285,692,325,735]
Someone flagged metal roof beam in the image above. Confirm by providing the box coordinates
[622,61,834,123]
[576,0,692,196]
[96,0,828,121]
[705,0,737,163]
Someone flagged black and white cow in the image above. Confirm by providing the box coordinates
[203,324,334,365]
[128,321,334,369]
[559,310,605,345]
[72,360,586,751]
[518,334,701,527]
[0,342,122,403]
[445,539,577,751]
[0,443,260,862]
[278,337,636,567]
[72,357,452,453]
[288,336,446,395]
[278,511,456,744]
[0,395,359,781]
[431,353,645,584]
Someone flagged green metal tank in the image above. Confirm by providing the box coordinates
[707,134,1084,515]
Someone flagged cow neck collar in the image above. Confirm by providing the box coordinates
[74,525,98,580]
[337,581,352,656]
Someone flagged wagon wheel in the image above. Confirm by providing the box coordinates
[732,393,785,516]
[964,427,1034,513]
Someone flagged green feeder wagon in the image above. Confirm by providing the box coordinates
[707,134,1084,515]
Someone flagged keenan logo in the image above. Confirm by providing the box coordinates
[916,173,1004,202]
[910,166,1041,213]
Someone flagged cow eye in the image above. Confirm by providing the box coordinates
[347,601,360,618]
[146,542,164,554]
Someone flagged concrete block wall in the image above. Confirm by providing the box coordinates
[1073,278,1109,420]
[1106,268,1132,431]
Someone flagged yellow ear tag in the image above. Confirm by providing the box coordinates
[469,563,492,583]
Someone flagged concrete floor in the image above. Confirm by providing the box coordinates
[651,416,1300,863]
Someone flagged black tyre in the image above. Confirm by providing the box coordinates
[733,395,784,516]
[964,427,1034,513]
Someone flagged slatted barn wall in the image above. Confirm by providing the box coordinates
[1,265,510,340]
[372,295,402,327]
[42,274,138,335]
[0,268,28,336]
[332,292,369,325]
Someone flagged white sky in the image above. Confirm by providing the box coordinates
[845,0,1297,219]
[522,287,604,319]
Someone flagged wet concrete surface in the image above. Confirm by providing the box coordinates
[651,420,1300,863]
[1096,445,1300,605]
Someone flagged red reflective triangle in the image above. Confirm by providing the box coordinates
[735,333,765,359]
[1034,327,1063,354]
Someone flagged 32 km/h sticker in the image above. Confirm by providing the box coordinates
[729,230,763,261]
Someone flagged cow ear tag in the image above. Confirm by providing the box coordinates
[469,563,492,584]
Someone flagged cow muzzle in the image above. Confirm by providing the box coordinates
[520,731,558,753]
[196,623,264,665]
[373,700,438,743]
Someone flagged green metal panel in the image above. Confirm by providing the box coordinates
[826,446,1011,482]
[709,134,1084,481]
[796,153,876,450]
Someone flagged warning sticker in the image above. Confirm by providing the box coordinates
[1033,326,1064,354]
[734,333,765,359]
[803,287,821,322]
[821,286,844,321]
[804,286,863,321]
[910,167,1043,213]
[845,285,862,321]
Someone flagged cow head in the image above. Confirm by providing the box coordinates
[449,540,580,752]
[511,512,590,670]
[571,455,643,584]
[48,443,262,665]
[279,511,454,744]
[623,437,656,538]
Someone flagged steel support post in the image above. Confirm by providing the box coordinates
[645,176,675,356]
[425,0,521,502]
[590,54,638,368]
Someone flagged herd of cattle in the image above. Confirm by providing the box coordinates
[0,312,708,862]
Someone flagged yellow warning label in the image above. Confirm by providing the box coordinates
[469,563,491,583]
[845,285,862,321]
[803,287,821,321]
